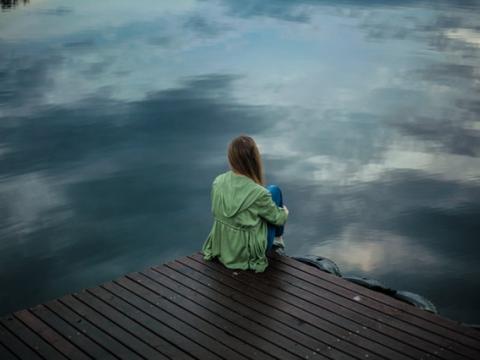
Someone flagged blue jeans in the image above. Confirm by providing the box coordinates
[266,184,284,251]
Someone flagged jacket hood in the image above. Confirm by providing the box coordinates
[212,171,264,218]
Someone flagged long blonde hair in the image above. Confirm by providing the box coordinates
[227,135,265,185]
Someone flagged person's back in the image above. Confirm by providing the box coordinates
[202,135,289,272]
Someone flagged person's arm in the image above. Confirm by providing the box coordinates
[254,190,289,226]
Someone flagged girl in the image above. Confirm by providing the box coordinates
[202,135,289,272]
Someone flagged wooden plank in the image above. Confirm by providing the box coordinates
[269,256,480,359]
[190,253,461,360]
[87,285,220,360]
[117,275,275,360]
[71,290,181,360]
[170,258,410,360]
[0,333,22,360]
[1,314,67,360]
[188,255,437,359]
[132,269,308,359]
[149,264,354,360]
[15,310,90,360]
[276,254,480,344]
[0,322,42,359]
[45,299,140,360]
[2,252,479,360]
[73,289,192,360]
[130,270,312,360]
[103,281,249,360]
[30,303,116,360]
[60,294,166,360]
[155,263,341,360]
[264,259,468,360]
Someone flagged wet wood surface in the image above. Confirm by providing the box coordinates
[1,252,479,359]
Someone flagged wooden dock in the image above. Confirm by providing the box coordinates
[1,253,480,359]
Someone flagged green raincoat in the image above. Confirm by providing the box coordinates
[202,170,288,272]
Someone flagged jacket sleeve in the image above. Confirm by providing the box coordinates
[254,189,288,226]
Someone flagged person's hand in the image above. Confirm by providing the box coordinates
[282,205,289,216]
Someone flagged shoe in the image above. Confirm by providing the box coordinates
[272,236,286,255]
[273,236,285,249]
[273,246,285,256]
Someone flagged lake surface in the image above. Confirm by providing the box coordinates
[1,0,479,323]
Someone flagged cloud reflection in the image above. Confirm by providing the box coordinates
[0,73,278,315]
[309,225,444,274]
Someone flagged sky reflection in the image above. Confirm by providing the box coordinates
[0,0,479,323]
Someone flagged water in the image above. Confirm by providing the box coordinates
[1,0,479,323]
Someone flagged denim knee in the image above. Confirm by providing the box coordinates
[266,184,282,206]
[266,184,280,193]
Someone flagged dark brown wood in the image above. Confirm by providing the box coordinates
[30,303,116,360]
[169,258,403,360]
[124,271,280,359]
[0,342,18,360]
[271,255,480,358]
[189,253,462,360]
[87,285,220,360]
[15,309,90,360]
[277,254,480,344]
[187,254,442,359]
[102,280,249,360]
[266,258,472,359]
[46,298,140,360]
[60,294,166,360]
[117,275,275,360]
[1,314,67,360]
[139,268,309,360]
[71,291,176,360]
[0,323,41,360]
[2,253,480,360]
